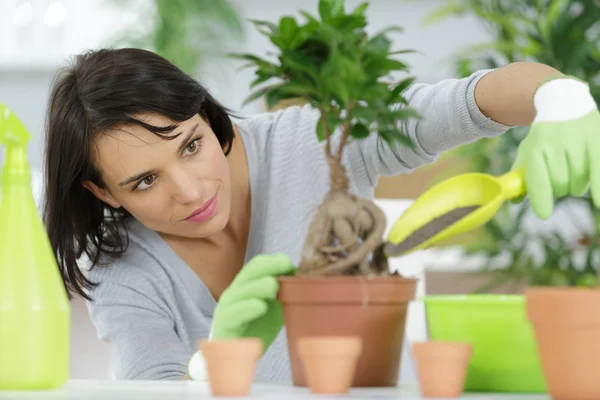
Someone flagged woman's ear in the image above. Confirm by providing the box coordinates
[83,181,121,209]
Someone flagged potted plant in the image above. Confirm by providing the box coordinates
[231,0,420,387]
[426,1,600,398]
[424,0,600,292]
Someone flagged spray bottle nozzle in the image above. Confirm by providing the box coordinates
[0,103,30,147]
[0,104,31,185]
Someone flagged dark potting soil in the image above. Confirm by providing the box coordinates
[386,205,479,255]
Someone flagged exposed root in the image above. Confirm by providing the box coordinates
[297,188,389,276]
[297,126,393,277]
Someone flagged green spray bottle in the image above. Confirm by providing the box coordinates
[0,104,70,390]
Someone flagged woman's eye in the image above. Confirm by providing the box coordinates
[136,175,156,191]
[184,138,201,156]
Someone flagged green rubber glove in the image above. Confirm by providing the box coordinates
[187,253,296,380]
[211,252,296,343]
[512,75,600,219]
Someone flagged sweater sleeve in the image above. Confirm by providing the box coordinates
[85,275,190,380]
[350,69,512,186]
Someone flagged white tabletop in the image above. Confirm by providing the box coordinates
[0,380,551,400]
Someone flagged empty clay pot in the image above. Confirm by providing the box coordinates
[297,336,362,395]
[412,341,472,398]
[526,287,600,400]
[199,338,262,397]
[278,275,417,387]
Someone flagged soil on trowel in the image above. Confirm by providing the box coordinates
[386,206,479,255]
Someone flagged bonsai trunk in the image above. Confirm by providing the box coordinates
[297,121,390,276]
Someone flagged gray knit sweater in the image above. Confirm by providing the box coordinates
[82,69,510,381]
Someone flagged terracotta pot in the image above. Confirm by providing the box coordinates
[526,287,600,400]
[297,336,362,394]
[412,341,472,398]
[199,338,262,397]
[277,275,417,387]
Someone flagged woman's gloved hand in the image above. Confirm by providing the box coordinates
[187,252,296,380]
[210,252,296,345]
[513,75,600,219]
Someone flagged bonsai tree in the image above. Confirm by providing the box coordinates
[231,0,419,276]
[425,0,600,290]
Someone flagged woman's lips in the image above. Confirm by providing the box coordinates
[185,194,218,222]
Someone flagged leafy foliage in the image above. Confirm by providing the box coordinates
[231,0,420,153]
[109,0,244,75]
[427,0,600,289]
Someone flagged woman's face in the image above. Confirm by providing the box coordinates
[85,112,232,239]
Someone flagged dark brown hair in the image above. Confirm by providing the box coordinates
[43,48,235,301]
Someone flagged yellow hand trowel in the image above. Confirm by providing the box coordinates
[385,168,526,257]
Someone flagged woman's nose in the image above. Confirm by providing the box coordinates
[171,172,203,204]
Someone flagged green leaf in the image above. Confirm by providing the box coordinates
[486,218,507,240]
[456,59,474,78]
[564,41,599,73]
[361,83,391,104]
[249,18,287,48]
[316,118,326,141]
[319,48,366,106]
[539,0,571,47]
[423,0,468,25]
[390,49,418,55]
[365,35,391,57]
[228,53,281,73]
[265,87,300,109]
[351,123,369,139]
[336,14,368,31]
[229,52,284,87]
[299,10,320,25]
[279,16,298,46]
[249,19,278,35]
[288,29,313,50]
[330,0,345,16]
[390,77,415,101]
[371,25,405,37]
[280,50,320,82]
[242,83,282,107]
[390,108,421,121]
[250,71,275,87]
[352,1,369,16]
[278,82,321,100]
[366,58,409,78]
[316,114,340,141]
[319,0,344,22]
[379,127,413,148]
[352,106,376,122]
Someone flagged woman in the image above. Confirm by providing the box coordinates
[43,47,600,381]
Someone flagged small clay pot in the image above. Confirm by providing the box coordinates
[199,338,262,397]
[297,336,362,395]
[412,341,472,398]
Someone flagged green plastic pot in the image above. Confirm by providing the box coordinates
[422,295,546,393]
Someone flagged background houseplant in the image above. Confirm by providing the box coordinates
[108,0,244,76]
[232,0,420,387]
[425,4,600,395]
[425,0,600,291]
